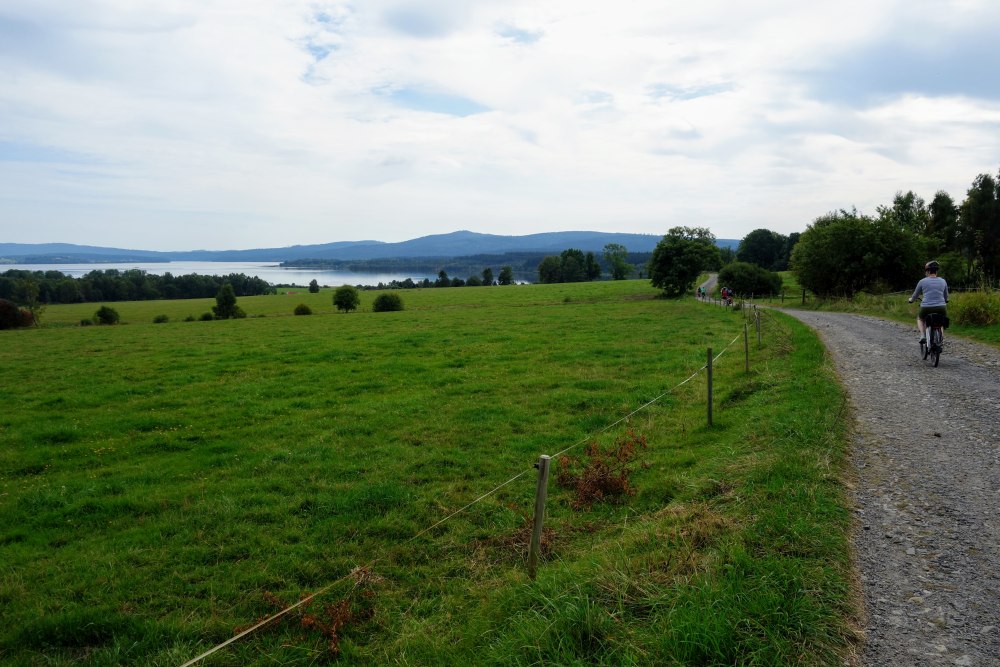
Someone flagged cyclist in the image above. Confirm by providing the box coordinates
[908,260,949,344]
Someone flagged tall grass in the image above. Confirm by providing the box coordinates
[0,281,858,665]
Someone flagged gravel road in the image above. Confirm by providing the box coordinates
[781,310,1000,667]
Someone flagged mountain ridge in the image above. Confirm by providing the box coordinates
[1,230,739,264]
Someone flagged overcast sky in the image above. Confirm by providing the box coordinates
[2,0,999,251]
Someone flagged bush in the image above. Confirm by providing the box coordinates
[0,299,34,329]
[80,319,93,327]
[717,262,783,297]
[184,315,196,322]
[94,305,120,325]
[294,303,313,315]
[952,289,1000,326]
[153,314,169,324]
[372,293,404,312]
[199,312,215,321]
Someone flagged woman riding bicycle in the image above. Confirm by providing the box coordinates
[908,260,949,343]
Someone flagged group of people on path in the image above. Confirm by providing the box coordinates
[696,285,733,304]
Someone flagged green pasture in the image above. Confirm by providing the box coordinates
[1,281,858,665]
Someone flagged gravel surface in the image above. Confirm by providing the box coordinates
[781,310,1000,667]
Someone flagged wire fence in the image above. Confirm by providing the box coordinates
[177,302,766,667]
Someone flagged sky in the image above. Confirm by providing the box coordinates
[2,0,999,251]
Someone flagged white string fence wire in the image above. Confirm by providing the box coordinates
[178,326,749,667]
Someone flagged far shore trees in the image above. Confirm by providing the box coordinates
[603,243,633,280]
[647,227,720,297]
[537,249,602,284]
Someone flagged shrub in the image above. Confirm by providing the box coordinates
[0,299,34,329]
[718,261,783,297]
[199,312,215,321]
[372,293,403,312]
[80,319,93,327]
[952,289,1000,326]
[556,430,648,509]
[294,303,313,315]
[153,314,169,324]
[184,315,196,322]
[94,305,120,325]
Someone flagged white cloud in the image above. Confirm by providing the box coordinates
[0,0,998,249]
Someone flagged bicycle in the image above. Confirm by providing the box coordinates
[920,312,947,367]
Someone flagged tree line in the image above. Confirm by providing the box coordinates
[791,169,1000,296]
[0,268,276,305]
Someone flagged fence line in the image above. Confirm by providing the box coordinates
[178,322,757,667]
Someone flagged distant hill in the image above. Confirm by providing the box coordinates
[0,231,740,264]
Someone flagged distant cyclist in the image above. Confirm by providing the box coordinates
[908,260,949,343]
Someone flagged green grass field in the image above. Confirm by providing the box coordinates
[2,281,859,665]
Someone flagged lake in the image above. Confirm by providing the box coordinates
[0,261,439,287]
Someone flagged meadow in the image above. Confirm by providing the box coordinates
[1,280,858,665]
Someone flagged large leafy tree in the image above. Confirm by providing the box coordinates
[736,229,789,271]
[647,227,720,297]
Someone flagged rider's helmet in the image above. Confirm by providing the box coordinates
[925,260,940,273]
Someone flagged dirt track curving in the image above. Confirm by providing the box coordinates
[782,310,1000,667]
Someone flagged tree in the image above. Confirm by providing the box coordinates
[497,265,514,285]
[560,249,586,282]
[584,251,601,280]
[790,209,922,297]
[333,285,360,313]
[15,277,44,326]
[372,293,404,312]
[212,283,246,319]
[736,229,789,271]
[877,190,930,236]
[958,171,1000,283]
[647,227,720,297]
[537,256,562,284]
[603,243,633,280]
[482,267,494,286]
[308,279,320,294]
[435,270,450,287]
[717,262,783,297]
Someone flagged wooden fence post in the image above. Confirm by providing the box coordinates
[744,323,750,374]
[528,455,551,580]
[756,309,762,347]
[707,348,713,427]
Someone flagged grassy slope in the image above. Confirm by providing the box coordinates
[1,281,857,665]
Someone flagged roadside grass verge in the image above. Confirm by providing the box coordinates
[1,281,857,665]
[747,274,1000,349]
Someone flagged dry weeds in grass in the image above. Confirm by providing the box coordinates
[556,430,649,509]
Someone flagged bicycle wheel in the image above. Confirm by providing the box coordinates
[931,329,942,367]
